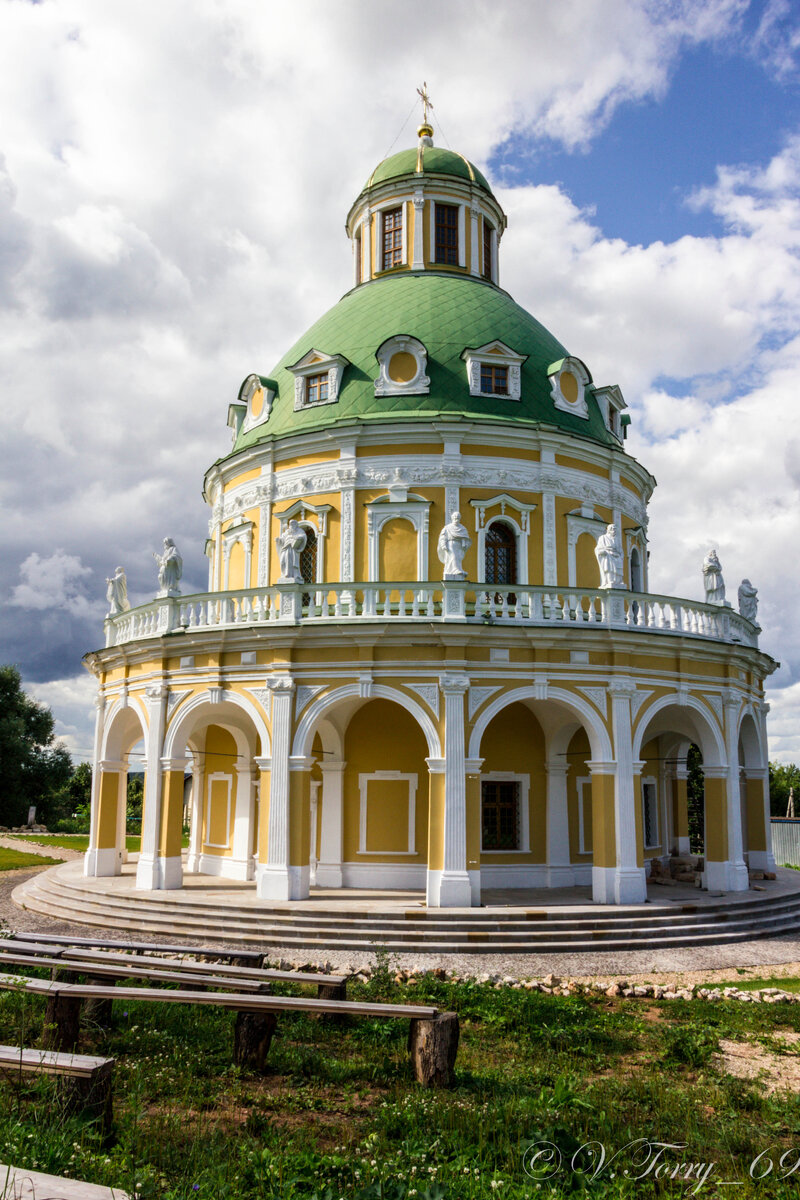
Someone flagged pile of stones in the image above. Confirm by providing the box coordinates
[0,824,49,834]
[648,855,703,886]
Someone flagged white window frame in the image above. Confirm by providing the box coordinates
[462,341,526,401]
[366,491,430,582]
[642,776,659,850]
[239,373,274,434]
[470,497,536,586]
[288,348,350,411]
[374,198,407,272]
[577,775,593,855]
[480,772,530,853]
[548,356,591,420]
[204,773,232,849]
[594,384,627,441]
[374,334,430,397]
[275,501,331,587]
[429,197,465,268]
[358,771,418,855]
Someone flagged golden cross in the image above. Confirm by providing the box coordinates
[416,82,433,124]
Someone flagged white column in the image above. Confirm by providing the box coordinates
[674,764,690,854]
[255,676,298,900]
[363,210,372,278]
[457,204,466,267]
[229,762,256,881]
[723,693,749,891]
[84,694,106,877]
[186,760,203,873]
[428,674,472,907]
[309,780,320,885]
[541,490,557,585]
[316,760,345,887]
[545,762,574,886]
[491,227,498,284]
[136,685,170,890]
[608,680,647,903]
[412,192,424,269]
[116,768,128,864]
[470,206,480,275]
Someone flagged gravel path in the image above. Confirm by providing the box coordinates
[0,836,82,860]
[4,863,800,987]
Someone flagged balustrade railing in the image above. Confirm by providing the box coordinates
[105,582,759,649]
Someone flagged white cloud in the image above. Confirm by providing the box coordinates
[0,0,798,762]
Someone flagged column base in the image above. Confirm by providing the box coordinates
[547,864,576,887]
[185,852,202,873]
[315,863,343,888]
[255,863,310,901]
[747,850,778,872]
[674,837,691,855]
[135,854,182,890]
[83,848,122,878]
[592,865,647,905]
[426,869,474,908]
[704,860,750,892]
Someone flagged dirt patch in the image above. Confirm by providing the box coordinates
[715,1033,800,1093]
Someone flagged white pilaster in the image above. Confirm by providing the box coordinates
[723,692,749,891]
[317,760,345,887]
[255,676,302,900]
[428,674,472,908]
[186,760,203,873]
[363,210,372,278]
[136,685,170,890]
[228,762,256,881]
[542,490,557,585]
[457,204,466,267]
[545,762,574,886]
[469,206,480,275]
[674,764,691,855]
[608,679,647,904]
[412,192,424,269]
[84,694,106,877]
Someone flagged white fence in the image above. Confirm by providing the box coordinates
[105,582,760,650]
[771,819,800,867]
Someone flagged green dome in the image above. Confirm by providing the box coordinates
[364,145,493,195]
[232,273,615,450]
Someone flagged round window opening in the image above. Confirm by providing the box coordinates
[560,370,579,404]
[388,351,418,384]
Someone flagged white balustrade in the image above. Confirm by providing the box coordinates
[103,583,760,650]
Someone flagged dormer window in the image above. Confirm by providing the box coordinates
[548,357,592,420]
[374,335,430,397]
[237,373,274,436]
[462,341,526,400]
[435,203,459,264]
[382,207,403,270]
[288,348,350,411]
[594,384,628,441]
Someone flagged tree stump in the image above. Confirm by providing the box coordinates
[408,1012,459,1087]
[317,981,347,1002]
[233,1012,277,1073]
[43,992,82,1052]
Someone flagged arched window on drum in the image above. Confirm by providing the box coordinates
[484,520,517,586]
[300,525,317,609]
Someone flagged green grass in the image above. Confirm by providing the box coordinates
[7,834,191,853]
[1,966,800,1198]
[0,846,64,871]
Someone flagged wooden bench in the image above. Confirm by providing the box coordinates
[0,972,458,1087]
[0,1045,114,1133]
[10,932,265,966]
[0,1162,128,1198]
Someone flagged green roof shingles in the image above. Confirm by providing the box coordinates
[235,272,614,451]
[365,146,493,194]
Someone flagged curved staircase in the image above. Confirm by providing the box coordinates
[13,862,800,955]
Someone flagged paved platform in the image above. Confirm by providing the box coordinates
[11,858,800,957]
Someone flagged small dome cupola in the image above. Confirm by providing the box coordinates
[345,90,507,288]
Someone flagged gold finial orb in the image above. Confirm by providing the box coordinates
[418,121,434,140]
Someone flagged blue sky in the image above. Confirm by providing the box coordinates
[1,0,800,760]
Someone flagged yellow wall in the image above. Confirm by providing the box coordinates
[576,532,600,588]
[202,725,237,856]
[566,728,593,862]
[379,518,417,581]
[479,702,546,863]
[342,699,429,863]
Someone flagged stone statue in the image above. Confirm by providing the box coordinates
[703,549,726,605]
[437,511,471,580]
[105,566,130,616]
[276,519,307,583]
[594,524,625,589]
[738,578,759,623]
[153,537,183,597]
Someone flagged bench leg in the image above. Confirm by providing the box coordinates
[62,1064,114,1139]
[43,994,82,1052]
[408,1012,459,1088]
[317,981,347,1002]
[234,1011,277,1073]
[83,976,114,1029]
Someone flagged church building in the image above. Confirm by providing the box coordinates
[83,113,777,909]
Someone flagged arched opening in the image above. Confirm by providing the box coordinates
[88,703,148,878]
[484,520,517,585]
[478,703,546,866]
[630,546,642,592]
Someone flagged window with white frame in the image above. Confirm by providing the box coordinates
[288,348,350,411]
[642,778,659,849]
[577,776,593,855]
[594,384,628,441]
[548,356,591,420]
[480,773,530,852]
[462,341,526,401]
[374,334,430,397]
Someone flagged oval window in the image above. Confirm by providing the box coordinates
[560,370,578,404]
[388,351,418,383]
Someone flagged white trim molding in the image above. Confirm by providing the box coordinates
[358,771,418,855]
[374,335,430,397]
[470,496,536,586]
[204,772,232,850]
[548,356,592,420]
[288,348,350,411]
[461,341,526,401]
[366,490,431,582]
